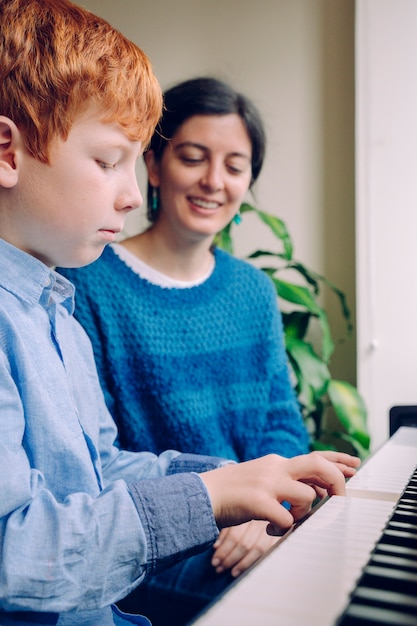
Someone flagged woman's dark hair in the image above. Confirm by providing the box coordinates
[146,76,266,219]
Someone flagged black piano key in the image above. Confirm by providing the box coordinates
[338,602,417,625]
[379,527,417,550]
[392,505,417,516]
[398,499,417,509]
[390,506,417,519]
[336,465,417,625]
[359,564,417,596]
[370,551,417,573]
[387,519,417,534]
[375,542,417,560]
[402,490,417,500]
[352,586,417,613]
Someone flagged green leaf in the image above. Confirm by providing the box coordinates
[310,440,337,452]
[287,261,321,295]
[215,228,233,254]
[315,309,334,363]
[247,249,289,262]
[239,202,256,215]
[240,203,293,260]
[272,278,335,361]
[315,274,353,336]
[272,278,321,313]
[291,262,353,337]
[327,380,370,450]
[285,336,330,399]
[282,311,311,340]
[255,209,293,260]
[337,433,370,460]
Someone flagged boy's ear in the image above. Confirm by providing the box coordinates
[0,116,20,188]
[144,150,161,187]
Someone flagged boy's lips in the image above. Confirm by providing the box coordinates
[98,228,120,242]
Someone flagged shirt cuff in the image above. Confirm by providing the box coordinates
[128,472,219,576]
[166,452,236,474]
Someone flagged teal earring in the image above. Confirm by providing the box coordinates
[233,210,242,225]
[152,187,159,211]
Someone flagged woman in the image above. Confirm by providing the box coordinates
[59,77,310,625]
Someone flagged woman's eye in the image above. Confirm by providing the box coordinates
[227,161,250,175]
[180,156,203,165]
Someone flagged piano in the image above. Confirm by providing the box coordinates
[190,426,417,626]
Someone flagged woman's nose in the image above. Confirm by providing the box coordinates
[200,163,224,192]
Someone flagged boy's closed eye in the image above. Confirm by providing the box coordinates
[96,160,116,170]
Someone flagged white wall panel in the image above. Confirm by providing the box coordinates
[356,0,417,449]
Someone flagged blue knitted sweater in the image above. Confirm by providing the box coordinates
[58,246,309,461]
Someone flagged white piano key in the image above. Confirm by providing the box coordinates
[192,497,394,626]
[346,426,417,501]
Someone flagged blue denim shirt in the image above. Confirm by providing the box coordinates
[0,239,224,626]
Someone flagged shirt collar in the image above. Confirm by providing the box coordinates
[0,238,75,314]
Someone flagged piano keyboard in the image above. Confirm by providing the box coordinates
[190,426,417,626]
[336,464,417,625]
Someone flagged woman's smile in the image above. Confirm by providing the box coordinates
[148,113,252,240]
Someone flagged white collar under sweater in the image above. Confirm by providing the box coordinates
[111,243,215,289]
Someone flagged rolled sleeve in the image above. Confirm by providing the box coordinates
[127,472,219,576]
[167,452,236,474]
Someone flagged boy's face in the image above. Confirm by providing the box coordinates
[5,108,143,268]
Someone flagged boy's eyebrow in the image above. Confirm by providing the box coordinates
[91,137,143,155]
[174,141,251,160]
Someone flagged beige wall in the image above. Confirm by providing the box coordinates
[81,0,356,387]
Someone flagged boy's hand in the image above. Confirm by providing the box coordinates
[211,520,279,577]
[303,449,361,500]
[315,449,361,476]
[200,451,360,536]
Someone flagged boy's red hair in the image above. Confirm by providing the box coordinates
[0,0,162,162]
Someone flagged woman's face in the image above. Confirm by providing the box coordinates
[145,113,252,242]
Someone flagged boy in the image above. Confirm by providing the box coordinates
[0,1,360,625]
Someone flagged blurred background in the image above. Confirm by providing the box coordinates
[81,0,417,451]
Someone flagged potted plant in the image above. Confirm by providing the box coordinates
[216,202,370,459]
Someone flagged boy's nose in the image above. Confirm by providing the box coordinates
[131,184,143,211]
[117,180,143,212]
